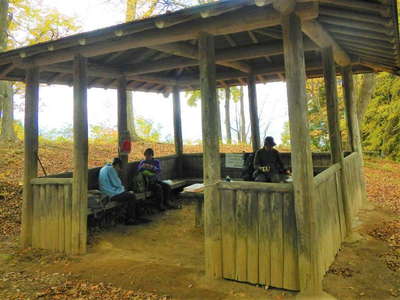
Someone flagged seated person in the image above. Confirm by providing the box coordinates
[138,148,178,211]
[253,136,285,183]
[99,157,150,225]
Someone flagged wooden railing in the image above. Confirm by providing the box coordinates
[215,181,299,291]
[30,178,76,254]
[314,163,346,278]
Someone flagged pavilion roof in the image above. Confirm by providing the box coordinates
[0,0,399,94]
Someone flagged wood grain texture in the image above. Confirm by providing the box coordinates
[221,190,236,279]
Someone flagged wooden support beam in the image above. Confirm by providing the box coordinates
[199,32,222,279]
[72,54,88,255]
[151,43,252,73]
[272,0,296,15]
[302,20,352,66]
[282,13,321,294]
[21,66,39,248]
[172,86,183,177]
[0,64,15,77]
[24,3,318,67]
[248,73,261,151]
[117,76,129,186]
[322,46,353,236]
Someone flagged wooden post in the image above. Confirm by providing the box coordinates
[282,13,321,293]
[342,66,367,204]
[199,31,222,279]
[322,46,353,236]
[248,73,261,152]
[172,86,183,177]
[21,67,39,248]
[72,54,88,255]
[342,66,362,156]
[117,76,129,186]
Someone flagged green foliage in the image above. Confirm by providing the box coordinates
[136,116,161,142]
[90,124,118,144]
[8,0,80,49]
[362,73,400,161]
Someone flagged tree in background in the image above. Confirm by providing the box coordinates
[362,73,400,160]
[0,0,79,143]
[224,87,232,144]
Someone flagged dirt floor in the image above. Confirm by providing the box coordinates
[0,198,399,299]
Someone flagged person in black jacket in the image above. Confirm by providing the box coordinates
[253,136,285,183]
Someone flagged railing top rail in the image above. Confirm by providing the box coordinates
[31,178,73,185]
[217,180,293,193]
[314,163,341,186]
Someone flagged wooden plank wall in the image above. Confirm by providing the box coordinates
[217,182,299,290]
[343,152,364,217]
[31,179,74,254]
[314,163,346,278]
[182,152,333,179]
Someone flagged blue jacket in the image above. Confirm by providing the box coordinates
[98,164,124,197]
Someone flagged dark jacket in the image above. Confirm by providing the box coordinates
[253,148,284,174]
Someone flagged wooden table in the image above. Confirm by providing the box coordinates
[179,185,204,227]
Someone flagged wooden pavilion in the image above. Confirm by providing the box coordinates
[0,0,399,295]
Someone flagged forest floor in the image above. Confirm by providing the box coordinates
[0,141,399,299]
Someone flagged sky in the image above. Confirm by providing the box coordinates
[14,0,289,144]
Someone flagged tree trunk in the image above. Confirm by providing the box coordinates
[0,83,15,142]
[239,86,246,143]
[126,91,139,141]
[356,73,376,124]
[216,91,222,142]
[224,87,232,144]
[0,0,15,143]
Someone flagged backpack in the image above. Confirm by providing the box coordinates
[241,153,255,181]
[88,190,109,210]
[132,172,147,193]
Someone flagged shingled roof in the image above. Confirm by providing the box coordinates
[0,0,399,94]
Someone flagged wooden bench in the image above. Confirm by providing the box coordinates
[87,179,190,216]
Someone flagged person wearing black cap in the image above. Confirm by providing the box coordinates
[253,136,285,183]
[99,157,151,225]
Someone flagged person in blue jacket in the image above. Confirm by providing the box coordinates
[99,157,150,225]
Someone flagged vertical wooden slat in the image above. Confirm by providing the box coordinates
[235,190,248,282]
[64,184,72,254]
[221,190,236,279]
[247,192,259,284]
[58,185,65,253]
[39,185,46,249]
[52,185,60,251]
[330,174,342,250]
[32,185,40,248]
[44,184,52,250]
[283,192,299,291]
[21,66,39,248]
[335,173,346,241]
[258,192,271,286]
[270,192,284,288]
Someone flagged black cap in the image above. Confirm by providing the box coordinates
[264,136,276,147]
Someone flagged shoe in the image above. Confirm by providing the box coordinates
[138,217,152,224]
